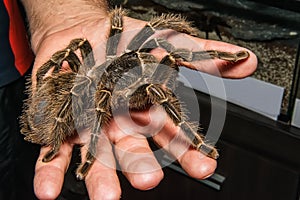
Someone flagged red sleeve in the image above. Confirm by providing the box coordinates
[3,0,34,76]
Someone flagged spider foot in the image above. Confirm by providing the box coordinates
[76,160,94,180]
[42,148,59,162]
[197,143,219,159]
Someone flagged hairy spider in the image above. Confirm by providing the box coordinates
[20,8,249,180]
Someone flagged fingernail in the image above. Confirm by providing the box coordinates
[203,173,214,179]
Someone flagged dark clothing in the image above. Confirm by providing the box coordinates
[0,0,38,199]
[0,70,40,200]
[0,0,34,87]
[0,76,89,200]
[0,1,89,199]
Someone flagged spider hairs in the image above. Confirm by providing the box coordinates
[20,8,249,180]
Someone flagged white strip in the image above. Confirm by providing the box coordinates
[179,68,284,120]
[292,98,300,128]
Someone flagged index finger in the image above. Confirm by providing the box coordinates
[152,34,258,79]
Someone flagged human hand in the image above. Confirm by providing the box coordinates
[29,11,257,200]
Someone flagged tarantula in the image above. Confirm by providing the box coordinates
[21,8,249,180]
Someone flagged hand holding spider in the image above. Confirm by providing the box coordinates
[23,8,257,200]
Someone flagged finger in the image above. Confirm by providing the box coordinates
[130,110,217,179]
[166,33,258,78]
[114,135,164,190]
[34,143,73,200]
[107,115,164,190]
[83,134,121,200]
[120,17,256,79]
[178,148,217,179]
[202,39,257,78]
[154,121,217,179]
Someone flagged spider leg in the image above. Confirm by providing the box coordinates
[139,37,249,64]
[36,38,95,88]
[126,12,232,58]
[42,136,63,162]
[150,53,180,90]
[145,37,249,63]
[22,73,77,161]
[36,49,80,86]
[43,101,77,162]
[76,88,112,180]
[67,38,95,70]
[76,47,150,179]
[28,38,95,153]
[191,50,250,62]
[42,74,97,165]
[139,38,248,89]
[171,48,250,63]
[126,13,199,52]
[138,38,175,53]
[106,8,124,59]
[144,83,219,159]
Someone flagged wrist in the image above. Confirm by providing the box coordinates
[32,13,108,53]
[21,0,109,53]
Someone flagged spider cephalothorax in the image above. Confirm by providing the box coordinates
[21,8,249,180]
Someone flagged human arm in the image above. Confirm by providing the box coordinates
[21,0,257,199]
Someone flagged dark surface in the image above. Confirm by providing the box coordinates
[249,0,300,13]
[118,85,300,200]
